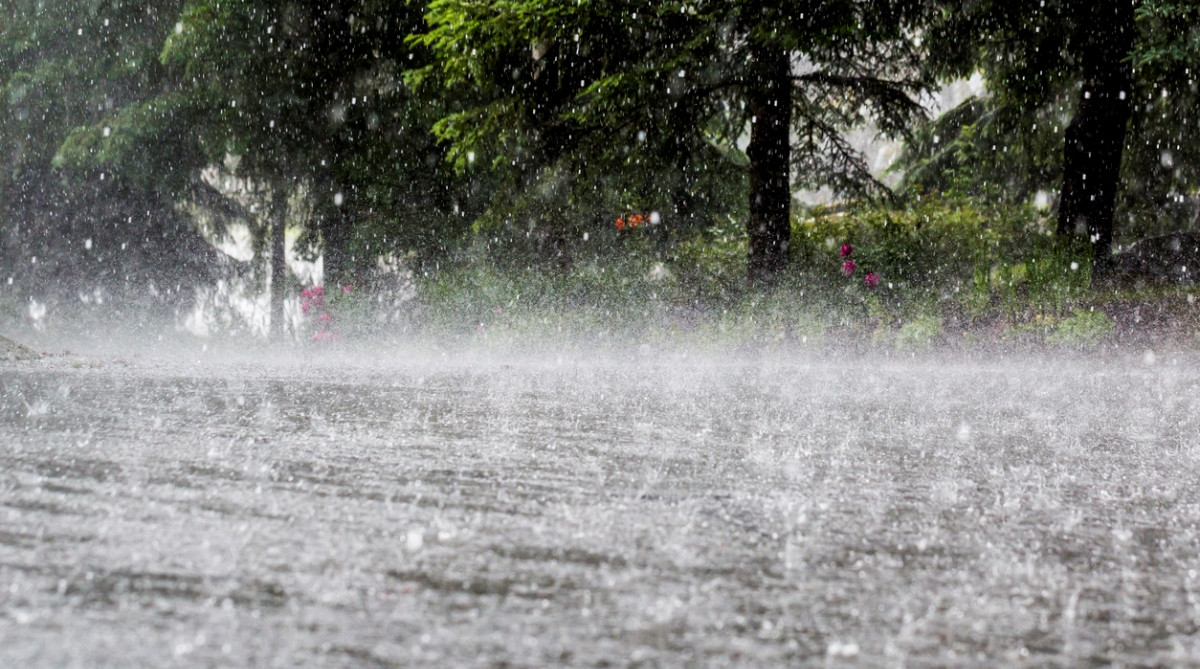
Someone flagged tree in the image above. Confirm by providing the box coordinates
[413,0,931,283]
[53,1,491,337]
[0,0,222,318]
[155,1,494,282]
[1055,0,1135,274]
[904,0,1200,277]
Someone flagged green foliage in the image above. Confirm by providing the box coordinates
[406,196,1122,350]
[1045,308,1115,346]
[668,215,747,304]
[894,313,945,350]
[905,0,1200,243]
[411,0,934,275]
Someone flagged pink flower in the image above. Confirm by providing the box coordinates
[864,272,879,289]
[301,302,311,315]
[311,285,325,296]
[842,260,856,276]
[342,285,353,293]
[840,243,853,258]
[311,331,341,342]
[300,288,313,300]
[318,312,333,323]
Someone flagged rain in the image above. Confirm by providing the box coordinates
[3,1,1200,667]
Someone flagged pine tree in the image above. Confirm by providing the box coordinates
[413,0,931,283]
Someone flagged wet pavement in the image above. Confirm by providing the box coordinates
[3,350,1200,666]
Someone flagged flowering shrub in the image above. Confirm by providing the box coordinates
[615,213,646,231]
[616,212,660,231]
[837,244,879,290]
[300,284,353,342]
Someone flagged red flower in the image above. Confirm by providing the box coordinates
[840,243,853,258]
[615,217,626,231]
[630,214,644,227]
[842,260,857,276]
[864,272,879,289]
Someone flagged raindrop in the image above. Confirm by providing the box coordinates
[956,423,971,442]
[405,528,425,552]
[333,193,344,206]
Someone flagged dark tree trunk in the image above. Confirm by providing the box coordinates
[746,44,792,285]
[1056,0,1135,279]
[269,184,288,341]
[316,175,353,290]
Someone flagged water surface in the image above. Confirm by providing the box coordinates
[3,350,1200,666]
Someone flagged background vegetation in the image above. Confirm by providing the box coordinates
[1,0,1197,348]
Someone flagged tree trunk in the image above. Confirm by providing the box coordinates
[269,184,288,341]
[746,43,792,285]
[1056,0,1135,279]
[317,175,353,290]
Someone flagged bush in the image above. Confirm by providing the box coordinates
[397,194,1129,351]
[1046,308,1115,346]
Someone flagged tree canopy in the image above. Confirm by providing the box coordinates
[2,0,1199,326]
[412,0,932,280]
[899,0,1200,273]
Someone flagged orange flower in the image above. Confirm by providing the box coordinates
[630,214,644,227]
[615,217,626,231]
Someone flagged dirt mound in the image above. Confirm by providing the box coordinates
[0,335,43,361]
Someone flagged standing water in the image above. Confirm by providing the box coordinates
[3,348,1200,666]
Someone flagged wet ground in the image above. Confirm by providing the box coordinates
[3,348,1200,667]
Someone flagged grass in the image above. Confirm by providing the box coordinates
[403,196,1200,353]
[4,195,1197,353]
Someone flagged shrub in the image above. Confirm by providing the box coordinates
[1046,308,1115,346]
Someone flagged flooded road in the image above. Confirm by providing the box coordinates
[4,349,1200,666]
